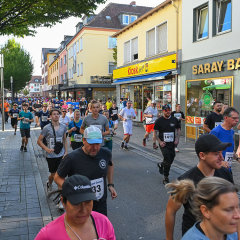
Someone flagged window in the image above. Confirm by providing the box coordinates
[147,28,155,57]
[61,75,63,82]
[131,37,138,61]
[80,63,83,75]
[77,64,79,76]
[124,41,131,63]
[108,37,117,49]
[68,69,71,79]
[217,0,231,33]
[60,58,62,67]
[197,6,208,39]
[80,37,83,50]
[64,55,66,64]
[64,73,67,80]
[76,40,79,52]
[108,62,116,74]
[130,15,137,23]
[157,22,167,53]
[123,15,129,25]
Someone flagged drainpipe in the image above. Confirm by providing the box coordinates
[172,0,179,106]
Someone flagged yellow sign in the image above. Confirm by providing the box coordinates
[113,54,176,80]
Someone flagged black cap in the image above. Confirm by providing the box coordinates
[162,104,171,110]
[195,134,232,155]
[62,175,97,205]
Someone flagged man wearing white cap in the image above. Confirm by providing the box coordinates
[54,126,117,216]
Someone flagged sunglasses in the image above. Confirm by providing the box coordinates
[62,111,66,112]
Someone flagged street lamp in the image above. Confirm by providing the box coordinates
[0,54,5,131]
[10,76,13,103]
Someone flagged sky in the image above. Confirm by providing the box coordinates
[0,0,164,75]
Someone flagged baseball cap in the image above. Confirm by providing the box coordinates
[195,134,232,155]
[84,126,102,144]
[162,104,171,110]
[62,175,97,205]
[152,100,157,104]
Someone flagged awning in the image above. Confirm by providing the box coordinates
[112,71,172,85]
[203,84,231,90]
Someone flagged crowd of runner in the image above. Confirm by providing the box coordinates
[1,96,240,239]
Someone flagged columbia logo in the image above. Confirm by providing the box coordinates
[74,185,91,190]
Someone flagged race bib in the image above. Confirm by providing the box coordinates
[49,137,62,149]
[13,113,18,118]
[23,118,29,124]
[91,177,104,200]
[174,113,181,120]
[36,108,40,112]
[225,152,234,167]
[127,115,132,120]
[112,110,118,114]
[215,122,222,127]
[42,116,48,122]
[74,134,82,142]
[163,132,174,142]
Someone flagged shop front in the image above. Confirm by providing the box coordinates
[113,53,178,122]
[181,51,240,139]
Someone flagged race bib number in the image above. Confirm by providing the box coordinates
[49,137,62,149]
[225,152,234,167]
[163,132,174,142]
[74,134,82,142]
[42,116,48,122]
[36,108,40,112]
[215,122,222,127]
[174,113,181,120]
[23,118,29,124]
[13,113,18,118]
[91,178,104,200]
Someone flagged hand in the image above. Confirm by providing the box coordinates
[159,141,166,148]
[236,147,240,158]
[174,138,179,145]
[72,127,77,131]
[123,118,127,121]
[46,148,54,154]
[108,186,117,199]
[221,161,229,168]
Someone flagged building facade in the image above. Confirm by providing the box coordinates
[28,76,42,97]
[180,0,239,138]
[113,0,182,121]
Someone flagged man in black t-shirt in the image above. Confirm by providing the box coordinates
[154,105,181,184]
[33,100,42,127]
[165,134,233,239]
[203,101,223,133]
[9,103,20,135]
[54,126,117,216]
[109,102,119,131]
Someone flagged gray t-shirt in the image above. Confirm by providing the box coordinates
[82,114,109,132]
[41,123,67,158]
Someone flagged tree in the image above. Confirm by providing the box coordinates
[0,0,106,36]
[22,88,29,96]
[1,39,33,94]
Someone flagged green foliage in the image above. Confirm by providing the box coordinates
[0,39,33,93]
[23,88,29,96]
[113,46,117,65]
[0,0,106,36]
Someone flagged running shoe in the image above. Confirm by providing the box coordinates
[14,132,16,135]
[175,147,179,152]
[46,181,52,192]
[143,138,146,146]
[24,147,27,152]
[20,146,24,152]
[163,177,169,185]
[157,163,164,175]
[120,142,124,149]
[124,146,129,150]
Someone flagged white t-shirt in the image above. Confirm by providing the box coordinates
[119,107,136,123]
[144,106,158,124]
[59,116,71,126]
[66,112,74,121]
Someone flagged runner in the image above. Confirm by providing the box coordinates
[142,100,159,148]
[103,110,115,152]
[79,97,87,117]
[66,106,74,121]
[118,100,136,150]
[3,99,10,123]
[109,102,119,131]
[68,110,83,150]
[203,101,223,133]
[210,107,239,172]
[154,105,180,184]
[37,109,68,195]
[105,98,112,110]
[54,126,117,216]
[38,103,50,129]
[9,103,19,135]
[171,104,185,152]
[85,102,92,116]
[165,134,233,239]
[53,98,61,109]
[18,103,34,152]
[32,99,42,127]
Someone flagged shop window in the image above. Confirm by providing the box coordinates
[124,40,131,63]
[108,62,116,74]
[147,28,155,57]
[155,80,172,110]
[108,37,117,49]
[131,37,138,61]
[217,0,231,34]
[197,5,209,40]
[157,22,167,54]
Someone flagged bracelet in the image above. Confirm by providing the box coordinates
[107,183,114,188]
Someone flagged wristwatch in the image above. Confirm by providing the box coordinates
[107,183,114,188]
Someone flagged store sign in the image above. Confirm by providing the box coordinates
[192,58,240,75]
[113,54,176,80]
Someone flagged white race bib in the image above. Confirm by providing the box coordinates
[174,113,181,120]
[224,152,234,167]
[23,118,29,124]
[36,108,40,112]
[91,177,104,200]
[215,122,222,127]
[42,116,48,122]
[13,113,18,118]
[74,134,82,142]
[127,115,132,120]
[163,132,174,142]
[49,137,62,149]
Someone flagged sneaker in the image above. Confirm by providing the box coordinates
[14,132,16,135]
[120,142,124,149]
[46,181,52,192]
[24,147,27,152]
[157,163,164,175]
[143,138,146,146]
[58,201,64,210]
[20,146,24,152]
[163,177,169,185]
[124,145,129,150]
[175,147,179,152]
[153,143,158,149]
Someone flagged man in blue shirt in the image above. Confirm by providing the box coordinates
[18,103,34,152]
[210,107,239,170]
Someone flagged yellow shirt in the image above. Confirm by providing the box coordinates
[106,101,112,110]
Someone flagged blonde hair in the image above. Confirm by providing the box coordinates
[166,177,237,221]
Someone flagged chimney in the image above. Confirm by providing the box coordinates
[130,1,136,6]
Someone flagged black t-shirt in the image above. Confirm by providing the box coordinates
[204,112,223,130]
[79,100,87,109]
[178,166,233,235]
[171,111,185,123]
[154,116,181,144]
[9,109,19,118]
[109,107,118,121]
[33,103,42,112]
[57,147,112,201]
[38,110,50,127]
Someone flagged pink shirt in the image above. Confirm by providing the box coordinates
[35,211,116,240]
[62,104,68,110]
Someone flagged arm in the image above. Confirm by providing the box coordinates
[37,134,54,154]
[237,124,240,130]
[63,131,68,157]
[165,197,182,240]
[174,128,181,145]
[54,172,65,188]
[107,164,117,199]
[203,123,211,133]
[154,130,166,148]
[102,126,110,136]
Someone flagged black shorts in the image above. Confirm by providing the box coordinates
[93,199,107,216]
[46,157,63,173]
[11,118,18,127]
[35,112,40,117]
[71,141,83,150]
[20,129,30,138]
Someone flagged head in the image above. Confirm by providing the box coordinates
[103,110,109,119]
[108,98,111,102]
[223,107,239,128]
[82,126,102,157]
[102,104,107,111]
[74,110,80,121]
[151,100,157,108]
[120,98,123,102]
[13,103,18,109]
[127,100,132,109]
[50,109,60,122]
[22,103,28,111]
[213,101,222,113]
[112,102,117,108]
[42,103,48,111]
[176,104,181,112]
[90,100,100,115]
[61,174,97,225]
[68,106,73,112]
[162,105,171,118]
[195,134,231,169]
[61,108,67,116]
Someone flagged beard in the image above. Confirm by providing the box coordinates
[216,108,222,113]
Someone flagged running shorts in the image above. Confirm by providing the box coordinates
[20,129,30,138]
[46,157,63,173]
[146,124,155,133]
[123,121,132,135]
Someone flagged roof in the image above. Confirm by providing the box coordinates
[41,48,57,62]
[86,2,152,29]
[29,76,42,84]
[113,0,172,37]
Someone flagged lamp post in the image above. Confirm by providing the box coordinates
[10,76,13,103]
[0,54,5,131]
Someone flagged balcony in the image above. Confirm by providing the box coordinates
[90,76,113,84]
